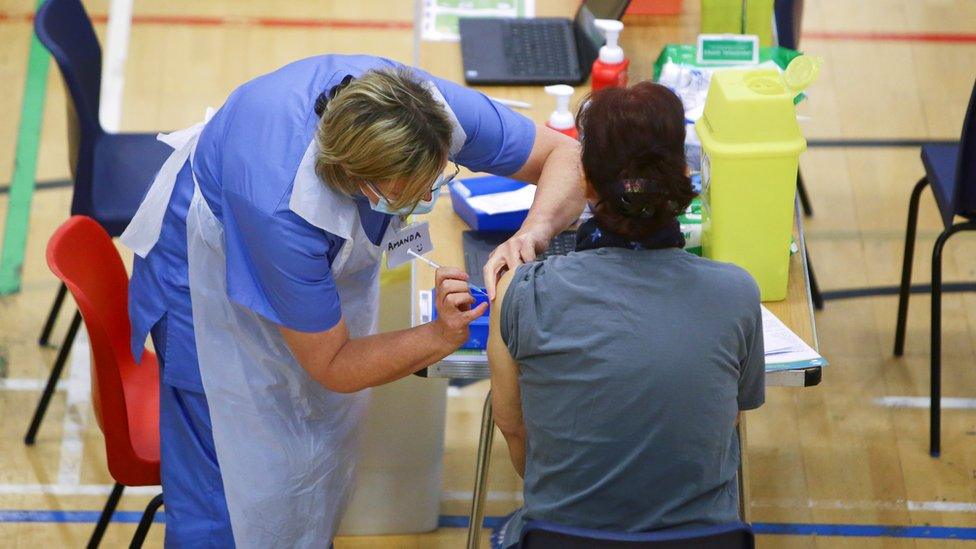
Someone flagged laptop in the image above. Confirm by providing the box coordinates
[463,230,578,288]
[459,0,631,85]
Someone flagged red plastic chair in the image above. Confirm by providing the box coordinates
[45,216,163,547]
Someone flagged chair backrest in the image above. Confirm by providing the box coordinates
[46,216,159,486]
[34,0,104,215]
[519,520,755,549]
[955,77,976,218]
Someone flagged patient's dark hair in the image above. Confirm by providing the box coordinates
[577,82,695,240]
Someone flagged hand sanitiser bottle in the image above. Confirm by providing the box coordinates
[544,85,578,139]
[591,19,629,92]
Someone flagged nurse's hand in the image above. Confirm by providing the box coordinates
[482,225,550,300]
[433,267,489,347]
[482,126,584,299]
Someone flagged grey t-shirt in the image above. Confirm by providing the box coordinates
[499,246,764,544]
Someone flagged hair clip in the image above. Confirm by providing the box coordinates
[612,179,657,219]
[617,178,651,195]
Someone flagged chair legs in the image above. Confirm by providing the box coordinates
[39,282,68,347]
[805,246,824,310]
[797,169,813,217]
[892,177,976,456]
[797,169,820,309]
[928,220,976,457]
[24,311,82,444]
[129,494,164,549]
[466,391,495,549]
[84,485,162,548]
[931,229,945,457]
[894,177,930,356]
[87,483,125,549]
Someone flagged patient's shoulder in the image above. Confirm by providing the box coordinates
[688,255,761,302]
[499,261,544,300]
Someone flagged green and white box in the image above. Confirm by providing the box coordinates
[696,34,760,65]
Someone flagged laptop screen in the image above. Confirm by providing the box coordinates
[574,0,631,72]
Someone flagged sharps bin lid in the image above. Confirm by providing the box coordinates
[695,55,821,158]
[784,55,823,95]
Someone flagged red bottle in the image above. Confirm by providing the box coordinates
[591,19,629,92]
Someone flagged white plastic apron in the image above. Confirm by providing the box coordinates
[122,116,395,547]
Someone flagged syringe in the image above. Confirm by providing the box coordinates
[407,249,489,297]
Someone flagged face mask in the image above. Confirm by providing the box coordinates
[406,185,442,215]
[363,164,457,216]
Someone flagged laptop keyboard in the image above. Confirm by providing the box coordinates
[536,231,577,260]
[504,21,573,77]
[464,231,577,288]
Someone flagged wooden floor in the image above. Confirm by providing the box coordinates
[1,0,976,547]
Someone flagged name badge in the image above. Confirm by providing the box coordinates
[384,220,434,269]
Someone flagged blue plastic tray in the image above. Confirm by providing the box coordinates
[450,175,530,232]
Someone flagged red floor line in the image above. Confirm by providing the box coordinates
[0,11,414,30]
[803,30,976,44]
[2,10,975,41]
[252,16,412,30]
[0,12,32,22]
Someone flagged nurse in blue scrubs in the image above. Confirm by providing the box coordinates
[120,54,583,547]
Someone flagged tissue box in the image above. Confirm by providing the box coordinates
[430,288,490,350]
[450,175,533,232]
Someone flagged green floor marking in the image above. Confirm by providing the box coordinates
[0,0,51,295]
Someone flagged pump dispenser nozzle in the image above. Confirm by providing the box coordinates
[594,19,624,64]
[544,85,575,132]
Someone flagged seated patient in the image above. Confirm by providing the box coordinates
[488,82,765,546]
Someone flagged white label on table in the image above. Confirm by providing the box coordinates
[419,290,432,323]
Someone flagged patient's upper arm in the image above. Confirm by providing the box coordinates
[488,268,523,434]
[489,267,518,358]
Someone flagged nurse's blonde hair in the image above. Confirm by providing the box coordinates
[315,68,454,210]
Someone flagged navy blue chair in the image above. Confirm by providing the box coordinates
[774,0,802,51]
[894,77,976,457]
[26,0,171,444]
[517,520,754,549]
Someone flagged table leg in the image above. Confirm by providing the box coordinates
[466,391,494,549]
[737,415,751,522]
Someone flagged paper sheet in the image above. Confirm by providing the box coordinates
[658,60,781,122]
[761,305,826,368]
[421,0,535,42]
[465,184,536,215]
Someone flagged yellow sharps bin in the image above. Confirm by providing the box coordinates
[695,56,821,301]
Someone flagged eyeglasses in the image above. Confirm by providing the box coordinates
[365,162,460,204]
[436,162,461,192]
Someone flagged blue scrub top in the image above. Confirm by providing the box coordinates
[128,54,536,392]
